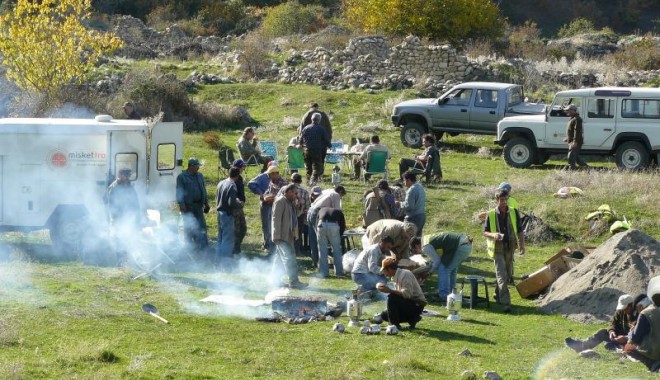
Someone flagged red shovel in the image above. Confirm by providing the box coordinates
[142,303,169,324]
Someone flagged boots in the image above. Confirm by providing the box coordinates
[565,337,587,353]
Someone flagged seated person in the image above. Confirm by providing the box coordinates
[352,236,394,291]
[565,294,635,352]
[353,135,390,179]
[398,134,441,180]
[237,127,272,172]
[624,276,660,372]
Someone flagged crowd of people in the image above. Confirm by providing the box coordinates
[105,101,658,372]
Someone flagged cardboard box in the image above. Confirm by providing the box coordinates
[563,256,583,269]
[516,265,557,298]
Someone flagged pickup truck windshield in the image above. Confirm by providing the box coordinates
[507,86,523,107]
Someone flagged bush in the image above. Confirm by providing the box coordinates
[557,17,595,38]
[505,20,547,60]
[608,36,660,71]
[190,102,253,132]
[261,1,326,38]
[233,29,273,79]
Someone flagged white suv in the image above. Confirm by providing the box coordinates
[495,87,660,170]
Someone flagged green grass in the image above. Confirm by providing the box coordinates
[1,83,659,379]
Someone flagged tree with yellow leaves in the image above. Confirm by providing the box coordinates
[0,0,123,99]
[342,0,504,45]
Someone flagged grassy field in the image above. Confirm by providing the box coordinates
[1,83,659,379]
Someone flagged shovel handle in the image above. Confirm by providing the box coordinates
[149,312,169,324]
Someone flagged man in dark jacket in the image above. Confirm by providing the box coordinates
[176,158,210,251]
[564,104,588,170]
[215,167,242,267]
[299,112,331,185]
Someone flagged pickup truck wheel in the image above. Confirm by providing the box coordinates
[400,122,425,148]
[615,141,649,170]
[503,137,536,168]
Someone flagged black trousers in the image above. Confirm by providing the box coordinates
[381,293,424,327]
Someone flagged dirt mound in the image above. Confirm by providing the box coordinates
[539,229,659,323]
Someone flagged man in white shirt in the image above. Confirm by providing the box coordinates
[352,236,394,291]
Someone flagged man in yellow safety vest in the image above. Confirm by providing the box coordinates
[483,189,525,313]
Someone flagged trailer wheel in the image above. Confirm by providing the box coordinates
[50,218,84,259]
[503,137,536,168]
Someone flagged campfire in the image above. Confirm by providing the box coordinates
[268,296,328,324]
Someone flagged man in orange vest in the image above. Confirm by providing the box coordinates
[483,189,525,313]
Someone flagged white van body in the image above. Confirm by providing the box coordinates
[496,87,660,169]
[0,116,183,250]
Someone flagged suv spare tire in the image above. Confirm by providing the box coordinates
[400,122,425,148]
[615,141,649,170]
[503,137,537,168]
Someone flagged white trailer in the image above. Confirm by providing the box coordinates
[0,115,183,253]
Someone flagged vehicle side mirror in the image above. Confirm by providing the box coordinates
[440,98,449,105]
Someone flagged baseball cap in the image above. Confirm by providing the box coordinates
[498,182,512,192]
[648,275,660,300]
[616,294,633,310]
[188,157,201,167]
[311,186,322,195]
[232,159,247,168]
[381,256,397,272]
[563,104,578,111]
[265,166,280,175]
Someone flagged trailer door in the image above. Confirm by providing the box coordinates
[0,156,3,222]
[148,122,183,206]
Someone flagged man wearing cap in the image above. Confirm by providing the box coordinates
[364,219,417,261]
[362,180,397,228]
[271,184,307,289]
[299,112,331,184]
[566,294,636,352]
[377,257,427,330]
[248,166,274,250]
[352,236,394,291]
[261,166,288,253]
[231,159,248,254]
[237,127,272,173]
[483,188,525,313]
[307,186,346,269]
[498,182,518,211]
[563,104,588,170]
[215,167,242,267]
[625,275,660,372]
[176,158,210,251]
[123,102,140,120]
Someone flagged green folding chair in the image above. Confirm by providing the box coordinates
[286,146,305,174]
[362,150,388,182]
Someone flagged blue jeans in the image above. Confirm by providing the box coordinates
[307,208,320,267]
[217,211,234,263]
[438,242,472,297]
[405,213,426,237]
[352,272,387,291]
[317,221,343,277]
[273,240,299,284]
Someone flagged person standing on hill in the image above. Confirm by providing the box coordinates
[397,171,426,237]
[299,103,332,174]
[564,104,588,170]
[271,184,307,289]
[215,167,242,268]
[483,189,525,313]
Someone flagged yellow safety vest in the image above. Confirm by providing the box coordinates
[486,208,518,258]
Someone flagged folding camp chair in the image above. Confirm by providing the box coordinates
[362,150,389,182]
[410,149,442,184]
[218,148,235,179]
[259,140,279,163]
[325,141,344,165]
[285,146,305,175]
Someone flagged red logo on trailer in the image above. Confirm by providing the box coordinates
[48,149,68,169]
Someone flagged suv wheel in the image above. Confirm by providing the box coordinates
[400,122,425,148]
[615,141,649,170]
[503,137,537,168]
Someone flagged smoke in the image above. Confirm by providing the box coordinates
[0,249,48,307]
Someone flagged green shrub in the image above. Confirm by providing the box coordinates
[557,17,595,38]
[233,29,273,79]
[190,102,253,132]
[261,1,326,38]
[197,0,257,36]
[505,20,547,60]
[608,36,660,71]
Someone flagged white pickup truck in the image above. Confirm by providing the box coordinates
[496,87,660,170]
[391,82,545,148]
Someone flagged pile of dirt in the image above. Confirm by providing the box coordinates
[539,229,659,323]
